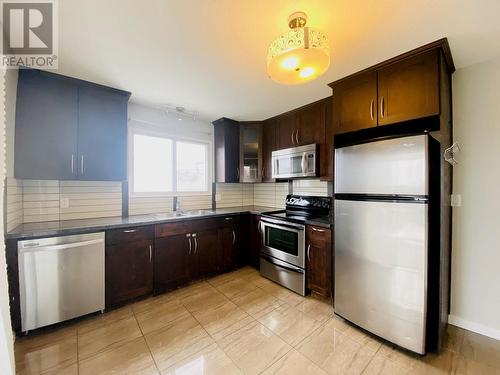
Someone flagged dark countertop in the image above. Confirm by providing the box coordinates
[6,205,333,241]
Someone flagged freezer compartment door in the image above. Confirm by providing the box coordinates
[334,199,428,354]
[334,135,428,195]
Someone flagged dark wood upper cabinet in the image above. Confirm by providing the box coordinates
[332,71,378,135]
[77,85,129,181]
[15,69,79,180]
[306,225,332,298]
[261,119,276,182]
[14,68,130,181]
[213,117,240,183]
[322,96,334,181]
[295,101,326,146]
[377,50,439,126]
[276,112,296,150]
[239,122,262,183]
[330,39,454,135]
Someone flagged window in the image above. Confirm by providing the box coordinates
[131,130,210,195]
[176,141,208,192]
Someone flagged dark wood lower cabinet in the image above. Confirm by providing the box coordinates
[154,234,191,293]
[306,225,333,298]
[249,215,262,268]
[192,229,219,278]
[106,239,153,308]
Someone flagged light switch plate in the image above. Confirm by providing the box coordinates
[450,194,462,207]
[60,198,70,209]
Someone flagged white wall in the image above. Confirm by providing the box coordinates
[449,56,500,339]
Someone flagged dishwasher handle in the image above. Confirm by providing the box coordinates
[19,238,104,254]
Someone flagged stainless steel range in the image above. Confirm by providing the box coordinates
[260,195,332,295]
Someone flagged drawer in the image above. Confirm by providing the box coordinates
[106,225,154,245]
[155,222,191,238]
[191,217,222,231]
[218,215,240,228]
[306,225,331,244]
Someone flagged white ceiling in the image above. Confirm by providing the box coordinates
[58,0,500,121]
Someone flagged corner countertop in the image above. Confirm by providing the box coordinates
[5,205,333,241]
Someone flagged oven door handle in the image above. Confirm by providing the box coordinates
[261,255,305,274]
[260,217,305,230]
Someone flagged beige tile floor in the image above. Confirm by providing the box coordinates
[14,266,500,375]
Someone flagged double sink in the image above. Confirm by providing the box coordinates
[152,209,216,220]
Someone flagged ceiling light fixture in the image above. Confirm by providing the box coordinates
[267,11,330,85]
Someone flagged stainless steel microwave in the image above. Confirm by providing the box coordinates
[271,144,318,179]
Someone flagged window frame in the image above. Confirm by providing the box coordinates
[128,124,212,197]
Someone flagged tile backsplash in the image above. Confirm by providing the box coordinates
[5,178,123,227]
[5,178,330,229]
[5,178,23,231]
[215,183,254,208]
[253,182,288,208]
[292,179,329,197]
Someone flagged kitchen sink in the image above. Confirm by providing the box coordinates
[153,210,215,220]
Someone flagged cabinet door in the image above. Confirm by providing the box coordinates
[106,239,153,307]
[77,85,128,181]
[276,112,296,149]
[239,122,262,182]
[193,229,218,279]
[15,69,78,180]
[262,119,276,182]
[249,215,262,268]
[378,51,439,126]
[322,97,334,181]
[213,118,240,183]
[306,226,332,298]
[295,102,326,146]
[332,71,378,134]
[220,227,236,272]
[154,234,191,292]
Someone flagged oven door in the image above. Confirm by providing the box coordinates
[260,217,305,268]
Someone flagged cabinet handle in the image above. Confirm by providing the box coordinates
[149,244,152,263]
[192,233,198,254]
[370,99,374,121]
[312,227,326,233]
[380,96,385,119]
[187,233,192,254]
[295,129,300,145]
[262,166,265,179]
[291,131,295,145]
[71,154,74,174]
[236,167,240,180]
[232,230,236,245]
[80,155,85,174]
[123,229,137,233]
[307,244,311,261]
[225,217,232,221]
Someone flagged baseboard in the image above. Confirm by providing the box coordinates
[448,314,500,340]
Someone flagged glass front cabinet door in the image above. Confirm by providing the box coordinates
[240,122,262,182]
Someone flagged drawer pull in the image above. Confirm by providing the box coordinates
[312,227,326,233]
[225,217,233,221]
[123,229,137,233]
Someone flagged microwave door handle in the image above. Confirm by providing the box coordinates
[301,152,307,174]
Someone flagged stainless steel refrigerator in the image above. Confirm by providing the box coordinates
[334,134,440,354]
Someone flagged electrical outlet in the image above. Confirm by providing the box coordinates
[60,198,70,209]
[450,194,462,207]
[215,193,222,202]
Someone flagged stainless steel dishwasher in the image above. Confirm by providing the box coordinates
[18,232,105,332]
